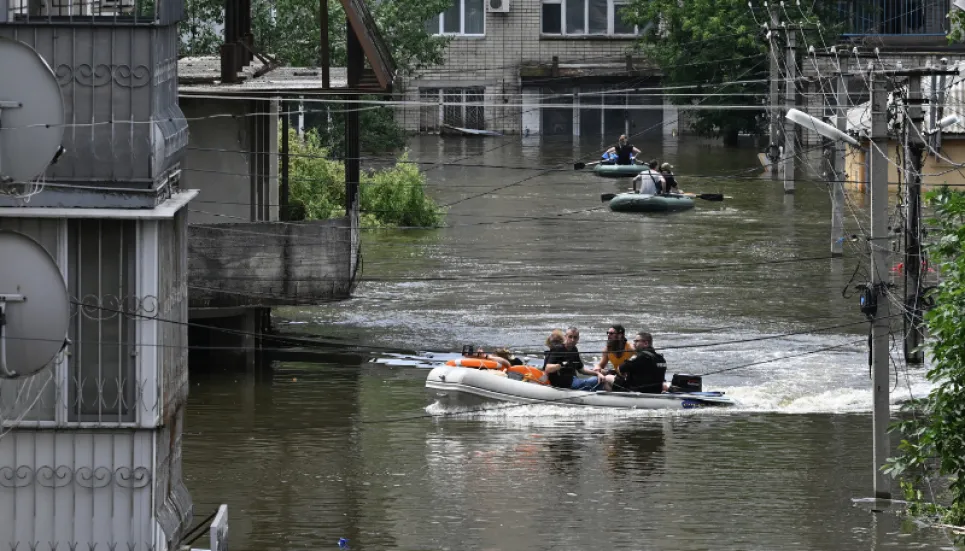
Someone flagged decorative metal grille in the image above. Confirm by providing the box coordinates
[68,219,137,423]
[839,0,948,36]
[419,88,441,133]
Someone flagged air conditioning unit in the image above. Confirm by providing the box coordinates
[487,0,509,14]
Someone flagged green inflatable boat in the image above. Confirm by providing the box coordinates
[593,163,645,178]
[608,193,695,213]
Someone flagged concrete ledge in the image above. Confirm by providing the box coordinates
[188,218,355,308]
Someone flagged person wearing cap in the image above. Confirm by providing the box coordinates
[602,134,641,166]
[659,162,680,195]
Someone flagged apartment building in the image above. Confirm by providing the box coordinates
[398,0,679,138]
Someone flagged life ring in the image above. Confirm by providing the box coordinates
[507,365,549,386]
[446,358,503,370]
[445,358,549,385]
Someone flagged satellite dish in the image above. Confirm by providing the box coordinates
[0,37,65,185]
[0,231,70,379]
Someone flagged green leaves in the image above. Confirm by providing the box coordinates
[886,187,965,530]
[180,0,453,74]
[285,128,445,227]
[620,0,837,144]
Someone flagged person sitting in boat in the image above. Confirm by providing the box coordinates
[659,163,680,195]
[462,344,513,369]
[604,332,669,393]
[632,160,665,195]
[602,135,641,166]
[491,347,525,366]
[594,324,635,375]
[543,327,604,391]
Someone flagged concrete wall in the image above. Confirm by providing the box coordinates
[181,97,279,224]
[846,138,965,190]
[397,0,652,135]
[187,218,355,309]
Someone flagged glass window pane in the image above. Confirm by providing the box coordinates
[425,14,440,34]
[444,89,463,127]
[565,0,584,33]
[542,2,562,33]
[465,0,484,33]
[613,3,634,34]
[588,0,607,33]
[443,0,462,33]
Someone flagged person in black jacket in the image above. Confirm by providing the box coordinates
[544,327,604,391]
[605,332,668,393]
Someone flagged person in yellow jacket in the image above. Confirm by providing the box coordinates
[594,325,635,375]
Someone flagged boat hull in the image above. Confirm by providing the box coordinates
[593,164,644,178]
[426,366,735,410]
[609,193,695,213]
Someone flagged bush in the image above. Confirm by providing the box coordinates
[885,186,965,529]
[285,128,444,228]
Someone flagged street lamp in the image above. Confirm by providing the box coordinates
[785,108,860,145]
[926,113,961,135]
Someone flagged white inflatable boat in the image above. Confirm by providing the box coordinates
[426,366,736,410]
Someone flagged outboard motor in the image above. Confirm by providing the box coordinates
[670,374,702,393]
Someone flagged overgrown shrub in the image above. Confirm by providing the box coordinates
[285,128,444,228]
[886,187,965,528]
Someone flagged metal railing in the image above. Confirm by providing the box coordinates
[0,0,183,25]
[839,0,949,36]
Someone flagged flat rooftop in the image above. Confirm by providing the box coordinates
[179,56,348,94]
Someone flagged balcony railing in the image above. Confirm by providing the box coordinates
[0,0,183,25]
[839,0,949,36]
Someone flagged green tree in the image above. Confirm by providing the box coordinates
[181,0,452,73]
[619,0,834,145]
[286,128,445,227]
[885,187,965,528]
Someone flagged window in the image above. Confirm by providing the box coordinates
[69,219,137,423]
[425,0,485,35]
[541,0,638,35]
[419,87,486,131]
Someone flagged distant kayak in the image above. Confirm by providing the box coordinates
[593,163,645,178]
[608,192,695,213]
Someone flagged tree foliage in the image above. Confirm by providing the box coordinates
[619,0,834,144]
[181,0,452,73]
[286,129,445,227]
[885,187,965,528]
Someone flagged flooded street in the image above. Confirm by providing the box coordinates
[183,136,947,550]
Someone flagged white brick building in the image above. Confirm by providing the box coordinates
[398,0,680,138]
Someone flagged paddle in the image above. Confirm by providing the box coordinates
[600,192,731,202]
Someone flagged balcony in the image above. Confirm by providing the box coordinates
[839,0,949,38]
[0,0,183,25]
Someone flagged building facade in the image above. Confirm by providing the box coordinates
[398,0,680,138]
[0,0,226,548]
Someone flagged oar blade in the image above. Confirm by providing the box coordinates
[696,193,725,202]
[574,162,587,170]
[601,193,617,202]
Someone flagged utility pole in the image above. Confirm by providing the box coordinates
[869,72,892,500]
[831,65,848,257]
[784,26,797,193]
[767,3,781,178]
[904,73,925,364]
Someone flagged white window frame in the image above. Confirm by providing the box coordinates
[428,0,486,36]
[420,87,487,131]
[540,0,639,36]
